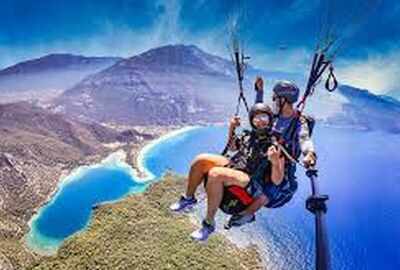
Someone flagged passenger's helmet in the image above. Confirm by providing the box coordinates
[249,103,273,133]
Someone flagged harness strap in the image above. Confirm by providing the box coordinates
[270,137,306,168]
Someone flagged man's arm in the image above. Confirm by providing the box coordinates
[227,117,240,151]
[270,159,285,185]
[298,117,317,167]
[266,146,285,185]
[255,77,264,103]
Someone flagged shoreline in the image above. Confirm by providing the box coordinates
[24,124,269,269]
[25,151,134,256]
[134,125,202,182]
[31,176,263,269]
[25,125,204,255]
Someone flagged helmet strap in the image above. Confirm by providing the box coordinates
[278,98,285,116]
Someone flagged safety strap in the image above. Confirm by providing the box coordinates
[271,138,306,168]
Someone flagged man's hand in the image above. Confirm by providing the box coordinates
[303,151,317,168]
[254,76,264,91]
[229,116,241,132]
[266,145,283,165]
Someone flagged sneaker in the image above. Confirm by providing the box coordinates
[190,220,216,242]
[224,214,256,229]
[169,195,197,212]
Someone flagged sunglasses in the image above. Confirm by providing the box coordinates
[253,114,271,123]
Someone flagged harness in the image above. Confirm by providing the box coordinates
[217,25,318,215]
[218,111,318,214]
[278,114,302,160]
[271,112,316,168]
[227,130,272,174]
[218,127,301,214]
[217,131,274,214]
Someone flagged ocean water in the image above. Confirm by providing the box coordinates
[26,128,205,253]
[142,125,400,270]
[141,126,228,178]
[27,125,400,269]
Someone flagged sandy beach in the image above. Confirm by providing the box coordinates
[134,125,202,181]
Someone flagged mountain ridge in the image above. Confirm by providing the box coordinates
[0,54,123,102]
[0,54,122,76]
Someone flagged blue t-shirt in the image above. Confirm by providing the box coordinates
[273,115,297,140]
[254,89,314,156]
[273,115,302,159]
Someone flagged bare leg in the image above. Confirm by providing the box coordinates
[185,154,229,197]
[205,175,224,222]
[205,167,250,222]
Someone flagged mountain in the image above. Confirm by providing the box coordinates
[325,85,400,133]
[0,102,152,268]
[53,44,303,125]
[47,44,400,132]
[53,45,234,125]
[0,54,122,102]
[386,89,400,102]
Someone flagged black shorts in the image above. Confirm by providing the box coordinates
[248,174,298,208]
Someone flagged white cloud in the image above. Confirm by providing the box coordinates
[336,50,400,94]
[0,0,231,68]
[0,0,314,73]
[1,0,396,97]
[152,0,184,44]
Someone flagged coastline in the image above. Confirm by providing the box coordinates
[30,175,263,269]
[134,125,202,182]
[27,124,203,222]
[24,125,204,255]
[25,151,133,255]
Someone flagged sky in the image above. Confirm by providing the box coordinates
[0,0,399,93]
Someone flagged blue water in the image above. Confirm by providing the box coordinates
[28,124,400,269]
[28,159,147,252]
[142,126,227,178]
[143,125,400,270]
[27,127,218,252]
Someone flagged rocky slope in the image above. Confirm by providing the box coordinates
[0,102,153,269]
[53,45,259,125]
[29,175,262,270]
[52,44,400,134]
[325,85,400,133]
